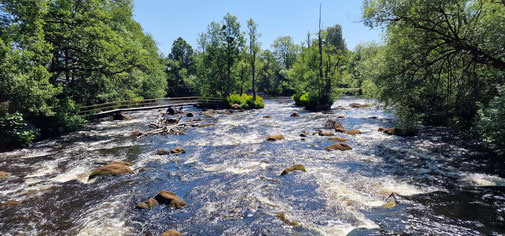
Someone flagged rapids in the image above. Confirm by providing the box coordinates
[0,97,504,235]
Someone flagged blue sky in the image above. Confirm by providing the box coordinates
[132,0,382,55]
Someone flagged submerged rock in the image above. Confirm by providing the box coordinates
[378,127,396,135]
[325,119,343,130]
[280,164,306,175]
[346,129,362,135]
[155,190,187,209]
[325,143,352,151]
[316,130,335,136]
[290,112,300,117]
[0,171,10,180]
[266,134,285,141]
[161,229,182,236]
[328,137,349,142]
[89,163,133,179]
[338,115,345,119]
[156,150,170,155]
[275,212,300,227]
[263,115,272,118]
[113,112,132,121]
[135,198,158,210]
[170,147,186,154]
[200,123,215,127]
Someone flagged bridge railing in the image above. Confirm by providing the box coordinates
[79,96,222,115]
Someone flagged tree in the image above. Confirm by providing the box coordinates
[166,37,196,96]
[247,18,260,101]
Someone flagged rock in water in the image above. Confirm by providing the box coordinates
[231,104,241,109]
[280,164,306,175]
[156,150,170,155]
[325,119,343,129]
[113,113,132,121]
[290,112,300,117]
[199,123,215,127]
[0,171,10,180]
[155,190,187,209]
[299,131,309,137]
[266,134,285,141]
[131,131,143,137]
[135,198,158,210]
[382,193,397,209]
[167,107,176,115]
[346,129,362,135]
[317,130,335,136]
[263,115,271,118]
[170,147,185,154]
[325,143,352,151]
[108,161,133,166]
[328,137,349,142]
[378,127,396,135]
[161,229,182,236]
[275,212,299,227]
[335,128,347,133]
[89,163,133,179]
[186,113,194,117]
[349,103,369,109]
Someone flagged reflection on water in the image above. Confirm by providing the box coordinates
[0,97,504,235]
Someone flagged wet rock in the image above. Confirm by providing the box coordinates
[349,103,369,109]
[316,130,335,136]
[155,190,187,209]
[280,164,306,175]
[170,147,186,154]
[186,113,194,117]
[325,119,343,130]
[300,131,309,137]
[200,123,215,127]
[161,229,182,236]
[322,110,334,114]
[113,112,132,121]
[290,112,300,117]
[108,161,133,166]
[231,104,241,109]
[325,143,352,151]
[378,127,396,135]
[156,150,170,155]
[335,128,347,133]
[89,163,134,179]
[131,131,143,137]
[369,116,378,119]
[266,134,285,141]
[338,115,345,119]
[135,198,158,210]
[0,200,21,207]
[263,115,272,118]
[328,137,349,142]
[346,129,362,135]
[275,212,300,227]
[0,171,10,180]
[167,107,176,115]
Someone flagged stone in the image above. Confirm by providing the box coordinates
[328,137,349,142]
[156,150,170,155]
[263,115,272,118]
[89,163,134,179]
[335,128,347,133]
[378,127,396,135]
[266,134,285,141]
[131,131,143,137]
[200,123,215,127]
[167,107,176,115]
[290,112,300,117]
[155,190,187,209]
[275,212,299,227]
[108,161,133,166]
[161,229,182,236]
[369,116,378,119]
[338,115,345,119]
[299,131,309,137]
[113,113,132,121]
[346,129,362,135]
[280,164,306,176]
[0,171,10,179]
[317,130,335,136]
[325,143,352,151]
[170,147,185,154]
[325,119,343,130]
[136,198,158,210]
[186,113,194,117]
[349,103,369,109]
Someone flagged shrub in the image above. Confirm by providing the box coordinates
[476,86,505,155]
[227,94,264,109]
[0,112,38,147]
[293,92,332,111]
[292,93,305,106]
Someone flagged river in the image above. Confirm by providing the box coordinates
[1,97,504,235]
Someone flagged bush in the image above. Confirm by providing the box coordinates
[0,112,38,147]
[227,94,264,109]
[476,86,505,155]
[292,93,305,106]
[293,92,332,111]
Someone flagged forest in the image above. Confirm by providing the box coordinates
[1,0,504,156]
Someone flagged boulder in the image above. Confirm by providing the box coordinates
[200,123,215,127]
[317,130,335,136]
[136,198,158,210]
[263,115,272,118]
[346,129,362,135]
[155,190,187,209]
[0,171,10,180]
[325,119,343,130]
[349,103,369,109]
[378,127,396,135]
[299,131,309,137]
[290,112,300,117]
[280,164,306,176]
[335,128,347,133]
[131,131,143,137]
[89,163,134,179]
[108,161,133,166]
[167,107,176,115]
[113,113,132,121]
[156,150,170,155]
[328,137,349,142]
[266,134,285,141]
[186,113,194,117]
[161,229,182,236]
[170,147,185,154]
[325,143,352,151]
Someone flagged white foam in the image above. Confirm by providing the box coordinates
[462,173,505,187]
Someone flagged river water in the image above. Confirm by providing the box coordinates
[1,97,504,235]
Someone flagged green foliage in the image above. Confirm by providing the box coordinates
[477,87,505,155]
[166,37,196,96]
[292,92,331,111]
[292,93,305,106]
[227,94,264,109]
[0,112,38,147]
